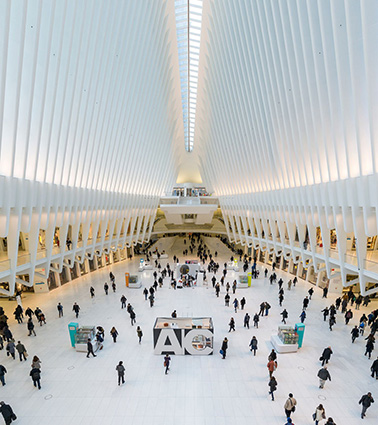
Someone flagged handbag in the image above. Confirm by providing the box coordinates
[11,413,17,420]
[220,349,224,355]
[312,413,316,421]
[291,406,296,412]
[24,351,28,358]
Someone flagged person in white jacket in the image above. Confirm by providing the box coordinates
[313,404,326,424]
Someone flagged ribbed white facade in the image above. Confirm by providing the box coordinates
[196,0,378,295]
[0,0,184,294]
[1,0,378,296]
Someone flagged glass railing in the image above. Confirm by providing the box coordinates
[363,258,378,274]
[328,249,339,260]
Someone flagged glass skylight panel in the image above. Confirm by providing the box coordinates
[175,0,203,153]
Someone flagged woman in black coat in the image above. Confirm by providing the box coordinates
[268,375,277,400]
[221,338,228,359]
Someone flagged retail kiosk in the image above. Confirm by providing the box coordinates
[271,325,299,353]
[153,317,214,355]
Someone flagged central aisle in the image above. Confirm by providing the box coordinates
[0,236,376,425]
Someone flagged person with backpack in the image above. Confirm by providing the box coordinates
[268,375,277,401]
[110,327,119,343]
[345,309,353,325]
[284,393,297,418]
[249,336,258,356]
[265,302,271,316]
[253,313,259,328]
[30,367,41,389]
[116,361,125,385]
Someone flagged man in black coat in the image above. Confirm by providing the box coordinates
[0,401,16,425]
[371,356,378,379]
[320,346,333,366]
[359,392,374,418]
[86,338,96,358]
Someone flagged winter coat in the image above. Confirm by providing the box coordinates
[30,368,41,381]
[268,377,277,391]
[359,394,374,408]
[371,359,378,372]
[249,338,258,349]
[221,340,228,352]
[16,343,26,353]
[314,407,326,421]
[267,360,277,372]
[116,365,125,376]
[322,348,332,360]
[317,368,331,381]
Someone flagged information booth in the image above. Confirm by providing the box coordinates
[271,325,299,353]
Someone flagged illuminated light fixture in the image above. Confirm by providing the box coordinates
[175,0,203,152]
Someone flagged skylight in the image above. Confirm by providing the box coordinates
[175,0,203,152]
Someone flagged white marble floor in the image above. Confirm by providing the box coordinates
[0,236,377,425]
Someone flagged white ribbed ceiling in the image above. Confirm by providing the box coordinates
[196,0,378,196]
[1,0,378,196]
[0,0,184,196]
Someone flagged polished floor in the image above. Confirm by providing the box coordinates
[0,236,377,425]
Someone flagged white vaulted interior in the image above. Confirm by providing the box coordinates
[1,0,378,296]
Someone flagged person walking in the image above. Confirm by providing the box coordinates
[15,341,27,362]
[116,361,125,385]
[299,310,306,323]
[228,317,235,332]
[313,404,326,424]
[320,347,333,366]
[268,349,277,362]
[317,366,331,389]
[72,303,80,318]
[308,287,314,299]
[321,307,329,322]
[370,356,378,379]
[112,282,116,293]
[57,302,63,317]
[6,341,15,360]
[240,297,246,310]
[244,313,250,329]
[267,358,277,378]
[351,325,359,343]
[120,295,127,309]
[90,286,95,298]
[268,375,277,401]
[253,313,259,328]
[30,367,41,389]
[225,293,230,306]
[345,309,353,325]
[130,310,136,326]
[365,339,374,359]
[31,356,41,369]
[0,401,16,425]
[324,418,336,425]
[164,354,171,374]
[110,327,118,343]
[137,326,143,344]
[284,419,295,425]
[284,393,297,418]
[249,336,258,355]
[279,293,284,306]
[359,392,374,419]
[303,296,309,310]
[221,337,228,359]
[265,302,271,316]
[104,282,109,295]
[143,288,148,300]
[0,365,7,386]
[329,315,336,331]
[233,298,239,313]
[281,309,288,324]
[27,319,36,336]
[86,338,96,358]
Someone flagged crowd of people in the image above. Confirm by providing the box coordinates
[0,234,377,424]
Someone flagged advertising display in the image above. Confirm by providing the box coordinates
[153,317,214,355]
